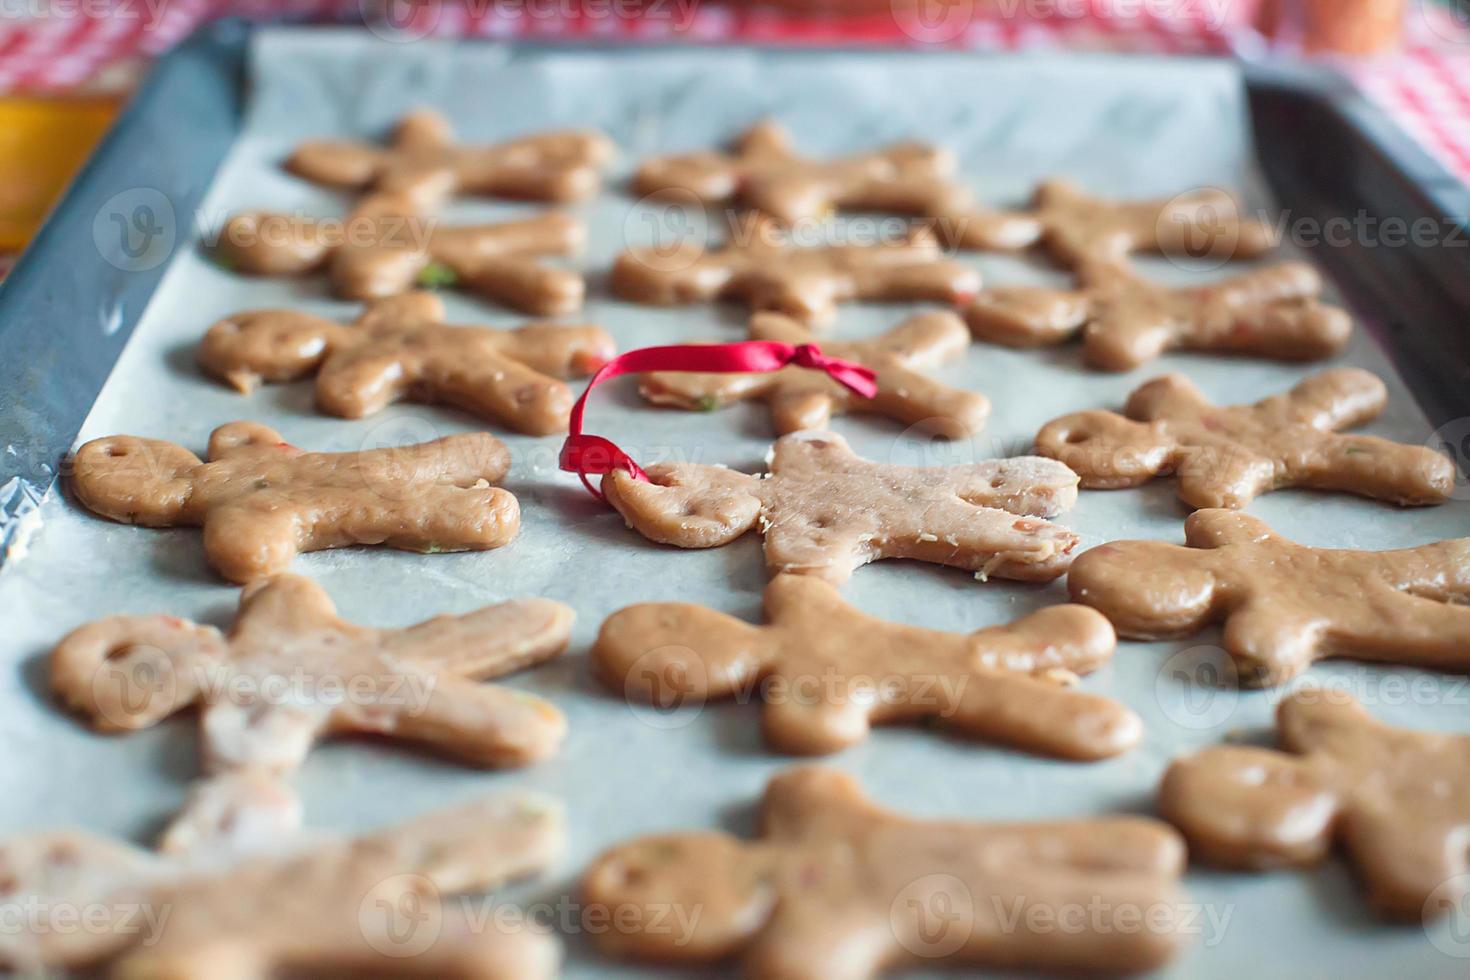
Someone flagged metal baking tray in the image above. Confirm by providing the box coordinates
[2,21,1469,979]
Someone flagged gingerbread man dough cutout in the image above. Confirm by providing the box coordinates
[940,179,1279,265]
[199,292,616,436]
[594,573,1138,758]
[0,788,564,978]
[71,421,519,583]
[1160,690,1470,921]
[965,260,1351,371]
[603,430,1080,585]
[1068,510,1470,687]
[611,215,979,326]
[216,193,587,315]
[51,573,571,779]
[638,311,989,438]
[633,119,960,225]
[1035,368,1455,508]
[583,766,1188,978]
[287,107,614,208]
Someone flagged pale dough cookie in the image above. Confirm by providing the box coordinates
[71,421,519,583]
[582,766,1188,977]
[940,179,1279,265]
[1160,690,1470,921]
[0,786,564,978]
[216,193,587,316]
[199,291,616,435]
[603,429,1080,585]
[965,260,1351,371]
[287,107,613,208]
[51,572,570,778]
[1035,368,1454,508]
[638,311,988,438]
[1068,509,1470,686]
[611,215,980,327]
[633,119,960,225]
[593,573,1138,758]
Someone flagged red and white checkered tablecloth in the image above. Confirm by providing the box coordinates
[1,0,1468,181]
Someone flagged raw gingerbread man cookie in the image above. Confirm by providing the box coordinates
[216,192,587,315]
[199,291,616,435]
[1160,690,1470,921]
[71,421,519,583]
[603,429,1080,585]
[1068,510,1470,686]
[638,311,988,438]
[287,107,614,207]
[611,215,979,326]
[582,766,1188,977]
[633,119,959,225]
[0,788,564,978]
[940,179,1279,265]
[965,260,1351,371]
[1035,368,1455,508]
[593,573,1138,758]
[51,573,571,778]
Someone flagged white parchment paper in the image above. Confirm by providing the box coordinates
[2,29,1468,977]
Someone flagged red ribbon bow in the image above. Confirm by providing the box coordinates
[559,341,878,500]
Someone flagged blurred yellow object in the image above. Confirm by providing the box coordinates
[0,96,119,253]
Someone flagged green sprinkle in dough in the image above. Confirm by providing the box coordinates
[1344,447,1369,455]
[416,262,458,289]
[696,395,721,412]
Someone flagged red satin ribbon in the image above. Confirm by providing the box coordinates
[559,341,878,500]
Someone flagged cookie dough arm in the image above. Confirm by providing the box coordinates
[859,257,979,306]
[1341,808,1467,921]
[1288,434,1455,506]
[376,677,566,767]
[970,604,1118,675]
[460,257,585,317]
[940,670,1141,760]
[860,361,991,439]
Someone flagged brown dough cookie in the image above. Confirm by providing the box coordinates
[965,260,1351,371]
[602,429,1080,585]
[610,215,980,327]
[1035,368,1455,508]
[582,766,1188,977]
[1068,509,1470,686]
[942,179,1278,265]
[1159,690,1470,921]
[51,572,570,776]
[215,193,587,316]
[199,291,616,436]
[639,311,988,438]
[71,421,519,583]
[633,119,960,225]
[287,107,613,207]
[593,573,1138,758]
[0,787,564,977]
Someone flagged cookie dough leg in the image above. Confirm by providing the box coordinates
[383,678,566,767]
[1341,806,1464,921]
[463,258,584,317]
[942,670,1141,760]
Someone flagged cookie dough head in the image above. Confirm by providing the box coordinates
[582,832,766,961]
[71,435,205,527]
